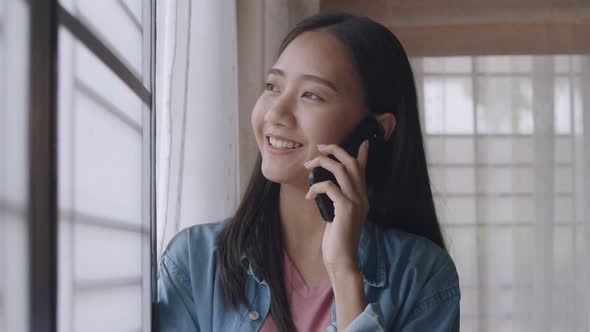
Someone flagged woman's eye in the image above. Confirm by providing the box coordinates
[265,83,279,92]
[302,91,322,101]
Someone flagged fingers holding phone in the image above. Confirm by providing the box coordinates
[306,116,383,222]
[303,141,369,204]
[303,140,371,276]
[303,140,370,228]
[321,141,369,191]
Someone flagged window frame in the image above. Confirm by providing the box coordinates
[27,0,156,331]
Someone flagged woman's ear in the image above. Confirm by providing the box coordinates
[376,113,396,141]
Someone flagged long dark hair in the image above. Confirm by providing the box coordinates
[219,12,446,332]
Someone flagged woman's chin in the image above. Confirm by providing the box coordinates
[261,164,306,185]
[260,167,290,184]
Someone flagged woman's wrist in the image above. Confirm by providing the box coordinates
[329,268,364,296]
[325,257,358,277]
[329,268,367,330]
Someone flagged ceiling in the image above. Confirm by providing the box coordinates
[318,0,590,56]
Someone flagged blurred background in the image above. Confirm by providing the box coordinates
[1,0,589,331]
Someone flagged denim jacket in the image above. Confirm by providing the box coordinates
[157,218,461,331]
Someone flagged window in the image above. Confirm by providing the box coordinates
[57,1,154,331]
[413,55,589,331]
[1,0,155,331]
[0,0,30,331]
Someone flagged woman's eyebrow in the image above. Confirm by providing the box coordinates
[267,68,339,93]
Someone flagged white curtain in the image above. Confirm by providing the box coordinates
[412,55,590,332]
[156,0,239,257]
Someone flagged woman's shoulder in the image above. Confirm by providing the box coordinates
[378,224,452,265]
[362,222,460,329]
[369,222,459,294]
[160,218,231,272]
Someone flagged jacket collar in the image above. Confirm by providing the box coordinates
[240,217,387,288]
[240,254,265,284]
[356,219,387,287]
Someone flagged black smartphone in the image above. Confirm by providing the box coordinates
[308,116,384,222]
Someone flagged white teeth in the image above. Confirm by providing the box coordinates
[269,137,302,149]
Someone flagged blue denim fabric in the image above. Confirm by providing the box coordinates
[157,218,461,331]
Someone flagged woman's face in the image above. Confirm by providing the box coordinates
[251,30,367,186]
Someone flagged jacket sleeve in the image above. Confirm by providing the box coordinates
[337,259,461,332]
[399,286,460,332]
[333,286,460,332]
[339,303,386,331]
[324,302,386,332]
[156,253,200,331]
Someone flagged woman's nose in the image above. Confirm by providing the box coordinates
[264,95,295,126]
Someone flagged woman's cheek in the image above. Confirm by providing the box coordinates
[251,100,266,142]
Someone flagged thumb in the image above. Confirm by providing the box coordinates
[357,139,369,174]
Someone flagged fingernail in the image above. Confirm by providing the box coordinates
[317,144,327,150]
[304,160,312,166]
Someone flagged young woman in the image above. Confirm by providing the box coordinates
[157,12,460,332]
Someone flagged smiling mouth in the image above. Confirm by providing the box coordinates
[266,136,303,150]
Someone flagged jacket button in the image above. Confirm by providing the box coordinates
[248,310,260,320]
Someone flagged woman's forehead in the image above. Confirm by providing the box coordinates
[272,31,359,88]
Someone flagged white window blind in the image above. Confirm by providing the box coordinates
[0,0,30,331]
[57,0,152,331]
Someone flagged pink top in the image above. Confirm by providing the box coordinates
[259,253,333,332]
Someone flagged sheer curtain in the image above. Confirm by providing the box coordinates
[156,0,239,257]
[412,55,590,332]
